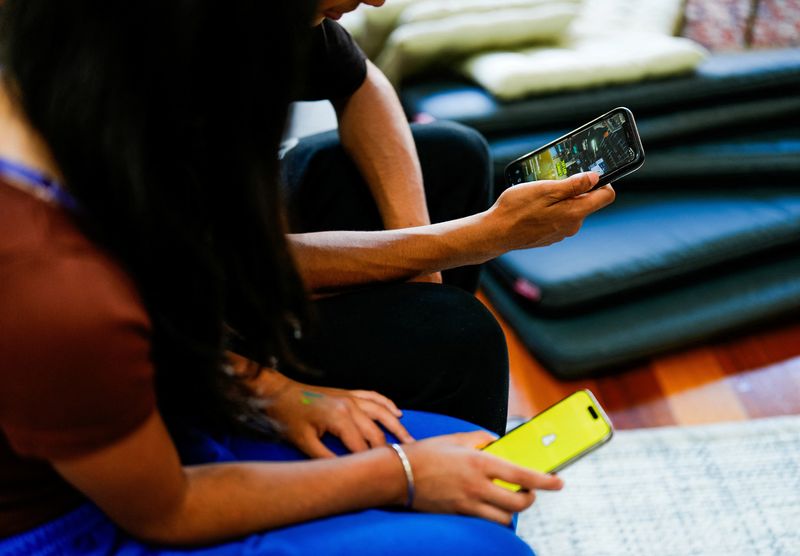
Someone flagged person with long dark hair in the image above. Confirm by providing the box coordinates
[0,1,580,554]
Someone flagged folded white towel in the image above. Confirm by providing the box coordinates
[461,32,708,100]
[343,0,708,99]
[377,2,580,83]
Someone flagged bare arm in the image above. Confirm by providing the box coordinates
[334,61,442,284]
[54,412,561,546]
[335,60,429,231]
[54,412,405,545]
[291,172,615,292]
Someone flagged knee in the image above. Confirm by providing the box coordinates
[463,294,507,368]
[260,512,534,556]
[413,121,494,212]
[425,121,491,168]
[430,121,492,185]
[432,286,508,378]
[282,129,345,183]
[389,515,533,556]
[380,284,507,375]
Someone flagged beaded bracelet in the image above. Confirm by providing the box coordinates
[389,443,415,509]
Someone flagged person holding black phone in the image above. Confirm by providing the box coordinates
[277,0,616,444]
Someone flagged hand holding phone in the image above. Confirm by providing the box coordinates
[482,390,613,490]
[489,170,615,254]
[400,430,563,524]
[505,107,645,188]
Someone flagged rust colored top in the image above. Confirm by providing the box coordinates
[0,178,156,537]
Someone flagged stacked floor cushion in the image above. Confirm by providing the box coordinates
[402,48,800,136]
[492,188,800,311]
[489,109,800,185]
[400,48,800,376]
[404,48,800,185]
[483,248,800,377]
[483,186,800,377]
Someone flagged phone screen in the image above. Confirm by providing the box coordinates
[482,390,613,489]
[507,110,640,186]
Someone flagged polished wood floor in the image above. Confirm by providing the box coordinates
[478,294,800,430]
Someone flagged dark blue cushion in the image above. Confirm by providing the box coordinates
[631,128,800,184]
[482,248,800,377]
[401,49,800,136]
[492,187,800,310]
[487,107,800,183]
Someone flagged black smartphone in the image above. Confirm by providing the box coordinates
[504,107,645,188]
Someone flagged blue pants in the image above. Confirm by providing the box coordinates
[0,411,534,556]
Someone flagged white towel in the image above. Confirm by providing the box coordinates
[342,0,708,98]
[461,32,708,100]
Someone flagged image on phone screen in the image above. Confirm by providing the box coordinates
[508,110,641,186]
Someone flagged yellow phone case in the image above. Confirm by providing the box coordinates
[482,390,613,490]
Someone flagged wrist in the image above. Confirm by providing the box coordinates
[387,444,415,508]
[247,368,294,399]
[467,208,506,262]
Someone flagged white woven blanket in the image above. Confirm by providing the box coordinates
[517,416,800,556]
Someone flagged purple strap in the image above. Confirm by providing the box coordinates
[0,157,78,211]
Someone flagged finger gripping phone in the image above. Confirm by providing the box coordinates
[482,390,613,490]
[505,107,645,188]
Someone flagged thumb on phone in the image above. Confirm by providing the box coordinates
[544,172,600,202]
[442,430,499,449]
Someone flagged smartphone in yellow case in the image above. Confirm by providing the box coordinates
[482,390,613,490]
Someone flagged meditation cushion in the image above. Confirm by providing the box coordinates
[483,243,800,377]
[401,49,800,136]
[491,186,800,311]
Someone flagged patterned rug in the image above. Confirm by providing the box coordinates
[517,416,800,556]
[681,0,800,50]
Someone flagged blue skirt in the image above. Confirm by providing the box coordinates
[0,410,534,556]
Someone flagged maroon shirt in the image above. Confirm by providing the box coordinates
[0,178,156,537]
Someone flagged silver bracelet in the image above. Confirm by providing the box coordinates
[389,443,415,509]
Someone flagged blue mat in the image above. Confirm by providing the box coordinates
[493,187,800,311]
[484,184,800,376]
[483,246,800,377]
[488,113,800,184]
[402,49,800,136]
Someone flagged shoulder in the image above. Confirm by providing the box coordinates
[6,243,150,343]
[0,182,151,346]
[316,19,360,51]
[299,20,368,101]
[0,184,155,459]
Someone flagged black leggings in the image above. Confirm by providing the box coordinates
[281,121,508,435]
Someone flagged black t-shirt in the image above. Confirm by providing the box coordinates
[298,19,368,101]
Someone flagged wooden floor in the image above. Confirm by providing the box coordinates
[478,294,800,430]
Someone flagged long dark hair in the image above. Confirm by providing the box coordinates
[0,1,315,427]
